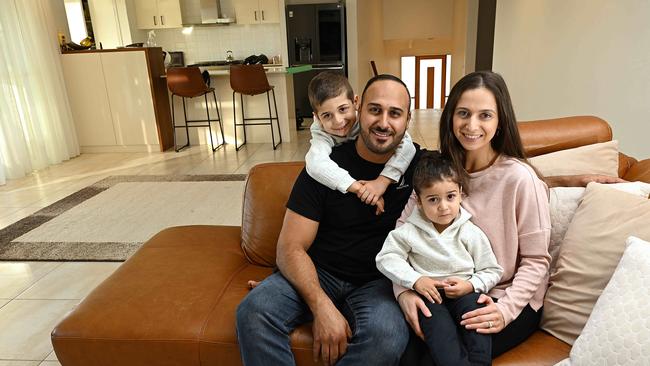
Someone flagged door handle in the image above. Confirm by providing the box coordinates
[161,15,165,25]
[262,11,265,21]
[153,16,157,26]
[254,11,257,21]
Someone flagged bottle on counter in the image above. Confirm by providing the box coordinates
[146,30,157,47]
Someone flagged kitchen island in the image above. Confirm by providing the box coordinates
[170,64,297,148]
[61,47,173,153]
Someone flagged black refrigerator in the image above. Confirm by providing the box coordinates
[286,3,347,128]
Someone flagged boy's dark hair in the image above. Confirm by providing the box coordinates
[413,151,467,196]
[307,72,354,112]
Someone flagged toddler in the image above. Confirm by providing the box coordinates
[376,151,503,366]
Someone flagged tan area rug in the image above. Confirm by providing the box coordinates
[0,175,246,261]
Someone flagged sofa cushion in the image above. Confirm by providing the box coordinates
[199,265,320,366]
[52,225,246,366]
[529,140,619,177]
[548,182,650,271]
[556,236,650,366]
[541,183,650,344]
[492,330,570,366]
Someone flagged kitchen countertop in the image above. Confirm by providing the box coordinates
[203,64,286,75]
[160,64,287,78]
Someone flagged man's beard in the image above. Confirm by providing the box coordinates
[359,125,405,155]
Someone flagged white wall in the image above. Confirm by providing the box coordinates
[493,0,650,158]
[382,0,453,41]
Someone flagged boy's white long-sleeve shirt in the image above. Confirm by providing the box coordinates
[305,120,416,193]
[376,206,503,293]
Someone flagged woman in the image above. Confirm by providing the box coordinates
[397,71,552,364]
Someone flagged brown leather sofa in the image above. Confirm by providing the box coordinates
[52,116,650,366]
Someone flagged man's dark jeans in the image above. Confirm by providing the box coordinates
[236,268,409,365]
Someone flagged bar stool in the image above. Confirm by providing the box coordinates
[166,67,225,152]
[230,64,282,151]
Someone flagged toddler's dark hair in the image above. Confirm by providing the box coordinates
[307,72,354,112]
[413,151,467,195]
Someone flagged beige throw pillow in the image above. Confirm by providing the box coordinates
[555,236,650,366]
[541,182,650,345]
[529,140,619,177]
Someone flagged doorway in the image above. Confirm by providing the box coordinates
[401,55,451,110]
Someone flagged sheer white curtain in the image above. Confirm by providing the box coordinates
[0,0,79,186]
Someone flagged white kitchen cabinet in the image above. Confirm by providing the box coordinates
[60,53,118,147]
[135,0,182,29]
[234,0,279,25]
[100,52,160,146]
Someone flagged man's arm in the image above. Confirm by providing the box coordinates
[276,209,352,366]
[544,174,625,187]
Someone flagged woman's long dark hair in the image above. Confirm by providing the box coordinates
[439,71,538,183]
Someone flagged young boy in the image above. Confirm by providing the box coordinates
[305,72,416,212]
[376,151,503,366]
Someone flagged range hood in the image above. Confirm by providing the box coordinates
[181,0,235,26]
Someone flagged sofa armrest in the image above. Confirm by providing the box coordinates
[622,158,650,183]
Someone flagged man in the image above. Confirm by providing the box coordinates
[236,74,419,366]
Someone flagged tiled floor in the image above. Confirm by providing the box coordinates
[0,110,440,363]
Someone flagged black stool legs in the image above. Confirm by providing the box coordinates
[171,91,225,152]
[233,89,283,151]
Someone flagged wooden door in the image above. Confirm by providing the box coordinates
[414,55,447,109]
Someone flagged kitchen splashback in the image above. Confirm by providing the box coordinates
[153,23,282,65]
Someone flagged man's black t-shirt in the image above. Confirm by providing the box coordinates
[286,140,420,285]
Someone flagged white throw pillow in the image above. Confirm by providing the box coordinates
[553,236,650,366]
[548,182,650,272]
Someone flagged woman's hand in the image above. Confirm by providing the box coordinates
[397,290,432,340]
[460,294,505,334]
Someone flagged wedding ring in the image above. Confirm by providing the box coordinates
[487,321,493,328]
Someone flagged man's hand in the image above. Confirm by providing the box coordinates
[413,277,443,304]
[312,298,352,366]
[397,290,431,340]
[442,277,473,298]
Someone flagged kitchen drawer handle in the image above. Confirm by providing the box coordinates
[254,11,257,21]
[262,11,265,20]
[153,16,157,26]
[161,15,165,25]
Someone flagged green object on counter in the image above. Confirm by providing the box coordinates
[286,65,313,74]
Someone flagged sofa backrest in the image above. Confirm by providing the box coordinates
[518,115,611,157]
[241,162,305,266]
[240,116,615,267]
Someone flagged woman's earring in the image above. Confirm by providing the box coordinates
[496,128,501,136]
